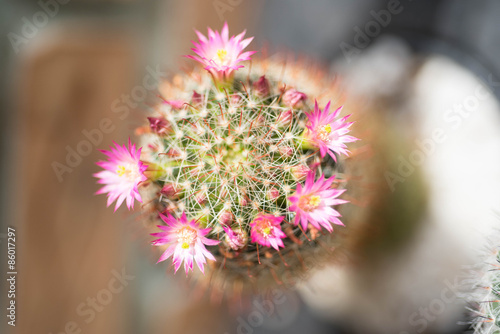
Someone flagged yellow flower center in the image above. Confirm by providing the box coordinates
[299,195,321,211]
[116,165,127,176]
[256,219,274,239]
[317,124,332,142]
[177,227,197,249]
[309,195,321,207]
[216,49,227,62]
[116,164,140,181]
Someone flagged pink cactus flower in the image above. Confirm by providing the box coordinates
[304,100,358,160]
[186,22,256,79]
[289,171,347,232]
[250,214,286,250]
[94,139,147,211]
[151,212,219,274]
[282,88,307,107]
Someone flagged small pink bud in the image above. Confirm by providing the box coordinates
[254,114,265,127]
[147,143,159,151]
[160,183,179,199]
[220,211,233,225]
[239,197,248,207]
[252,75,270,97]
[278,146,293,157]
[195,192,206,204]
[282,88,307,107]
[267,187,280,200]
[291,165,310,180]
[230,94,242,105]
[192,91,203,106]
[165,100,185,109]
[223,226,248,251]
[147,117,170,135]
[167,148,181,159]
[276,110,293,127]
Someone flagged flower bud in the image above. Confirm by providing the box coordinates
[219,210,233,225]
[195,192,206,204]
[147,117,170,135]
[282,88,307,107]
[165,100,185,109]
[291,165,310,180]
[167,148,184,159]
[192,91,203,106]
[223,226,248,251]
[278,146,293,157]
[230,94,242,105]
[147,143,159,151]
[160,183,179,199]
[252,75,270,97]
[276,109,293,127]
[239,196,248,207]
[254,114,265,127]
[267,187,280,200]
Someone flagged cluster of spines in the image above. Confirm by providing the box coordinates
[468,248,500,334]
[147,83,318,235]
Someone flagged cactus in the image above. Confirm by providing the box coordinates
[467,244,500,334]
[95,23,361,298]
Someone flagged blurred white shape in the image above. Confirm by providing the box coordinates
[413,56,500,250]
[334,35,412,98]
[301,48,500,333]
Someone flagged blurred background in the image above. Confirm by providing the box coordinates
[2,0,500,333]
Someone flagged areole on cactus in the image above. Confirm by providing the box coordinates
[95,23,360,296]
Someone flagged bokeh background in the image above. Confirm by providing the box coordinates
[2,0,500,333]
